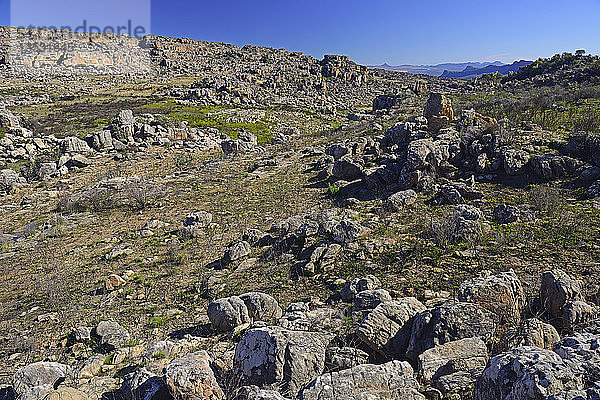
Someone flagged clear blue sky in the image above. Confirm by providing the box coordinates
[1,0,599,65]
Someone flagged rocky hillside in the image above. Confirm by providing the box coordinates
[1,28,600,400]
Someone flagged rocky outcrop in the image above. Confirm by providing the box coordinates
[164,351,224,400]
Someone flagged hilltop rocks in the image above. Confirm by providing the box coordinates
[473,347,580,400]
[164,351,224,400]
[223,241,251,264]
[356,297,426,358]
[300,361,424,400]
[13,362,71,395]
[406,302,498,361]
[233,326,333,395]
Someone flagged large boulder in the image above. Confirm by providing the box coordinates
[92,320,130,352]
[473,347,581,400]
[332,156,363,181]
[406,302,498,360]
[417,337,488,383]
[540,269,584,322]
[356,298,426,358]
[233,326,333,396]
[458,270,525,324]
[231,386,291,400]
[207,296,251,332]
[164,351,224,400]
[13,362,71,395]
[300,361,425,400]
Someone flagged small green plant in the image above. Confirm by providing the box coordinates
[327,182,340,196]
[173,153,194,170]
[152,351,166,360]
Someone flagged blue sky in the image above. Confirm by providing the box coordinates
[1,0,599,65]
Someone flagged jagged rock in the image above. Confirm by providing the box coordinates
[449,204,484,243]
[438,184,465,205]
[92,320,130,352]
[555,333,600,388]
[458,270,525,324]
[356,297,426,358]
[424,93,453,122]
[353,289,392,309]
[239,292,283,322]
[494,204,520,224]
[473,346,581,400]
[207,296,250,332]
[233,326,333,396]
[300,361,425,400]
[12,362,70,395]
[406,302,498,361]
[340,275,381,302]
[502,318,560,350]
[541,269,584,321]
[325,347,369,372]
[164,351,224,400]
[418,337,488,382]
[122,367,170,400]
[223,241,251,264]
[92,130,114,151]
[436,369,485,398]
[332,156,363,181]
[385,189,418,211]
[502,149,530,175]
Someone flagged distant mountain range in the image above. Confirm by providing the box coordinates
[440,60,533,79]
[369,60,532,78]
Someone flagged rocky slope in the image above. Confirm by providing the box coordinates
[0,28,600,400]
